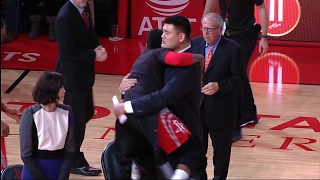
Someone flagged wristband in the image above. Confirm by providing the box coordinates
[261,35,269,39]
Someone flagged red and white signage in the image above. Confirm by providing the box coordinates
[130,0,204,39]
[255,0,301,37]
[249,52,300,84]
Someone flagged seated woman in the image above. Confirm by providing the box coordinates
[19,71,75,179]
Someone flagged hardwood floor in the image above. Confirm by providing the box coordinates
[1,69,319,179]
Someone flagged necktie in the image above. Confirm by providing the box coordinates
[82,10,89,28]
[204,46,214,72]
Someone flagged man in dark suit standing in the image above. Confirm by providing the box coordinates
[55,0,107,176]
[192,13,246,180]
[114,16,205,180]
[203,0,269,142]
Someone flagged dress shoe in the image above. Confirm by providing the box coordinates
[2,33,18,43]
[71,165,102,176]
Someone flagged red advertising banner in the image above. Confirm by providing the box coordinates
[130,0,204,39]
[254,0,320,42]
[255,0,301,37]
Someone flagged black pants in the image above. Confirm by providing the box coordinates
[115,113,163,178]
[168,134,205,180]
[64,90,94,168]
[227,28,258,127]
[115,113,204,179]
[25,0,67,16]
[201,119,234,180]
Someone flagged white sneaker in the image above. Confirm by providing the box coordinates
[240,120,255,127]
[131,162,141,180]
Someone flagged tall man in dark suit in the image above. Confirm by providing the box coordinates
[55,0,107,176]
[192,13,247,180]
[114,15,205,180]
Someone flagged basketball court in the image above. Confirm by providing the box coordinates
[1,33,320,179]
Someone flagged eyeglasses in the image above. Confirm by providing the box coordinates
[200,26,220,32]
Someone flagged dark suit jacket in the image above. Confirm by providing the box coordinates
[55,1,100,91]
[130,48,202,137]
[124,48,173,102]
[192,36,246,129]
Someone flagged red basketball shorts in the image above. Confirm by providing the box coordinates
[157,108,191,154]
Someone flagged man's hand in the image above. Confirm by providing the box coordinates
[1,121,10,137]
[259,38,268,56]
[202,82,219,95]
[95,45,108,62]
[113,103,125,118]
[5,108,21,124]
[119,73,137,93]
